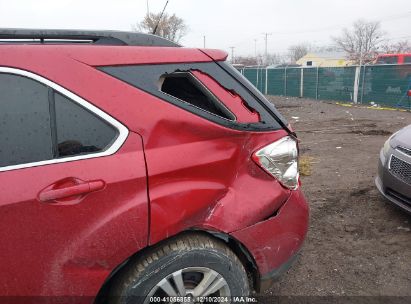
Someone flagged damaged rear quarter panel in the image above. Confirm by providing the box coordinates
[98,61,291,244]
[146,120,291,244]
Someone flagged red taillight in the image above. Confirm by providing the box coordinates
[252,136,299,190]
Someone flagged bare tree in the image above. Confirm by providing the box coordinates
[311,44,341,53]
[235,53,285,66]
[134,12,188,43]
[288,43,312,63]
[333,20,384,64]
[234,56,258,66]
[380,40,411,54]
[266,53,287,65]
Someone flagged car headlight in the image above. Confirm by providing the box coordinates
[383,139,391,156]
[382,131,399,156]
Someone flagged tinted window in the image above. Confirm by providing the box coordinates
[54,93,118,157]
[161,73,234,120]
[404,56,411,64]
[376,56,398,64]
[0,74,53,167]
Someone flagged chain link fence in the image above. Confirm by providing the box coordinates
[240,64,411,109]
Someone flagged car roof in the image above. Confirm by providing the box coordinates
[0,28,180,47]
[0,44,228,66]
[0,29,228,66]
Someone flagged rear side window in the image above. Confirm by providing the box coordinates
[160,72,234,120]
[99,62,286,131]
[404,56,411,64]
[0,74,53,167]
[54,93,117,157]
[0,72,119,169]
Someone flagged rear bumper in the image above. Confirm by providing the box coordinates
[230,189,309,291]
[258,248,301,291]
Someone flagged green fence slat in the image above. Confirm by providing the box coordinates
[241,64,411,109]
[361,65,411,108]
[258,68,266,94]
[243,68,266,93]
[317,67,356,102]
[285,68,301,97]
[302,68,317,99]
[243,68,258,87]
[267,68,285,95]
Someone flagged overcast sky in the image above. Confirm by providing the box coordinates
[0,0,410,57]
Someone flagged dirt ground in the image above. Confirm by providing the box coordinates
[264,96,411,300]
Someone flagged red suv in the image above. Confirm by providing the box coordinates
[0,29,308,303]
[375,53,411,64]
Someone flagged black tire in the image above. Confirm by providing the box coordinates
[109,233,250,304]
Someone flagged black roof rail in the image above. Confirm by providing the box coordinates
[0,28,180,47]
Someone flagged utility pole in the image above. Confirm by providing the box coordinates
[254,39,257,59]
[262,33,272,66]
[203,36,206,48]
[146,0,150,15]
[229,46,235,64]
[354,45,363,104]
[152,0,169,35]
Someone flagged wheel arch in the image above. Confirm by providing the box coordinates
[94,229,260,303]
[193,229,260,291]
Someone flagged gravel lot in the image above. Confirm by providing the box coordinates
[265,96,411,301]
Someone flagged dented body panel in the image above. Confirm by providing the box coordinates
[146,128,291,244]
[231,190,309,275]
[0,45,308,297]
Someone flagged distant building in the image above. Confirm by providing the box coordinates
[296,51,352,67]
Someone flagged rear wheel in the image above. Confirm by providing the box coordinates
[110,233,250,304]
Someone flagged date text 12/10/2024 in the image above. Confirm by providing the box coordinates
[149,296,258,302]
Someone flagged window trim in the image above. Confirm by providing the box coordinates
[0,67,129,173]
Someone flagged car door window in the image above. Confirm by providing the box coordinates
[0,71,121,170]
[54,92,118,157]
[0,74,53,167]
